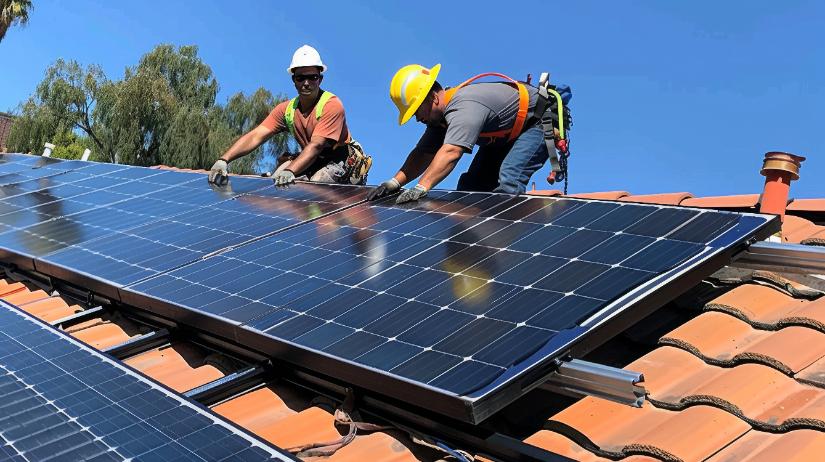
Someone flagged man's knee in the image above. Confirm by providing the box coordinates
[309,161,346,183]
[494,177,527,195]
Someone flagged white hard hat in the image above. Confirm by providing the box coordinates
[287,45,327,74]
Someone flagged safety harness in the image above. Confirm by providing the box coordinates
[443,73,572,193]
[283,91,372,184]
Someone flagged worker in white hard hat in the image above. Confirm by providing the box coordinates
[208,45,371,187]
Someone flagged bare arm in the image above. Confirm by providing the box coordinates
[392,147,436,186]
[220,125,275,163]
[284,135,334,176]
[416,144,465,190]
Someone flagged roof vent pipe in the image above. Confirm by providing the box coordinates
[759,152,805,221]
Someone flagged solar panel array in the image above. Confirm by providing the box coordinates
[0,299,295,461]
[0,154,778,423]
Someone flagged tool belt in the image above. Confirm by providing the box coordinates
[343,140,372,185]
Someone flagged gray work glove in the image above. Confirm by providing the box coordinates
[208,159,229,185]
[395,184,428,204]
[366,178,401,201]
[273,169,296,187]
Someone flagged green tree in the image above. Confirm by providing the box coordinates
[210,87,291,174]
[0,0,32,43]
[8,43,289,173]
[7,59,112,158]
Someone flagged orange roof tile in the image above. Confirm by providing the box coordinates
[681,194,761,208]
[619,192,694,205]
[706,429,825,462]
[660,311,825,374]
[122,342,225,392]
[788,199,825,212]
[565,191,630,200]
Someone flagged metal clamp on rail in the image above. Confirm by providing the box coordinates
[732,241,825,275]
[541,359,645,407]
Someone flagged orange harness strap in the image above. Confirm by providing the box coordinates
[443,72,530,143]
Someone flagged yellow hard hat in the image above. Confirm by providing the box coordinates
[389,63,441,125]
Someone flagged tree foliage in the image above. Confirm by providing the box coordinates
[7,44,289,173]
[0,0,32,42]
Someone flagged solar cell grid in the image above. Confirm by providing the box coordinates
[123,189,773,424]
[0,300,295,461]
[0,155,778,424]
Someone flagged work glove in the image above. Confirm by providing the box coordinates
[208,159,229,185]
[395,184,428,205]
[273,169,296,187]
[366,178,400,201]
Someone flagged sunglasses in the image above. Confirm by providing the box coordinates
[292,74,321,83]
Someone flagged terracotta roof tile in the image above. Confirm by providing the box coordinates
[0,280,26,296]
[680,194,761,209]
[787,199,825,213]
[122,342,224,392]
[548,397,749,461]
[523,430,612,461]
[798,357,825,388]
[706,429,825,462]
[565,191,630,201]
[67,322,135,350]
[528,189,563,197]
[781,216,825,244]
[618,192,694,205]
[704,284,825,330]
[631,346,825,431]
[660,311,825,374]
[2,288,51,306]
[16,296,80,322]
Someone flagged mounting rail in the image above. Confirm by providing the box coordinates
[732,241,825,275]
[541,359,645,407]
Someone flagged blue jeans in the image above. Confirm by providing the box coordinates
[456,124,549,195]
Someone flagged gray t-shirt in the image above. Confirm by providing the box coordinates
[416,82,541,152]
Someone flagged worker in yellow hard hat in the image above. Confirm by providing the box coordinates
[368,63,564,204]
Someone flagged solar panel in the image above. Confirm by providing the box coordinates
[120,189,779,423]
[0,156,366,297]
[0,299,295,461]
[0,155,780,423]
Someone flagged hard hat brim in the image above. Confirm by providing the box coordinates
[398,63,441,125]
[288,64,328,74]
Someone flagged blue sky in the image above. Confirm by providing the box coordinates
[1,1,822,197]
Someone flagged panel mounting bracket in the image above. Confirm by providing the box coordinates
[731,241,825,275]
[540,359,645,407]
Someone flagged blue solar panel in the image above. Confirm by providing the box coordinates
[120,189,778,423]
[0,155,780,423]
[0,299,295,461]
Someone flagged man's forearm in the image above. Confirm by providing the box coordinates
[221,131,266,163]
[417,144,464,190]
[283,142,325,176]
[396,148,435,186]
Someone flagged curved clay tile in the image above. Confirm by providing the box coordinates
[704,284,823,331]
[528,189,563,197]
[782,215,825,244]
[632,347,825,432]
[706,429,825,462]
[681,194,761,209]
[788,199,825,212]
[618,192,694,205]
[565,191,630,201]
[660,311,825,375]
[547,397,749,462]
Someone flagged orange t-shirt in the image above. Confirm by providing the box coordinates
[259,94,350,149]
